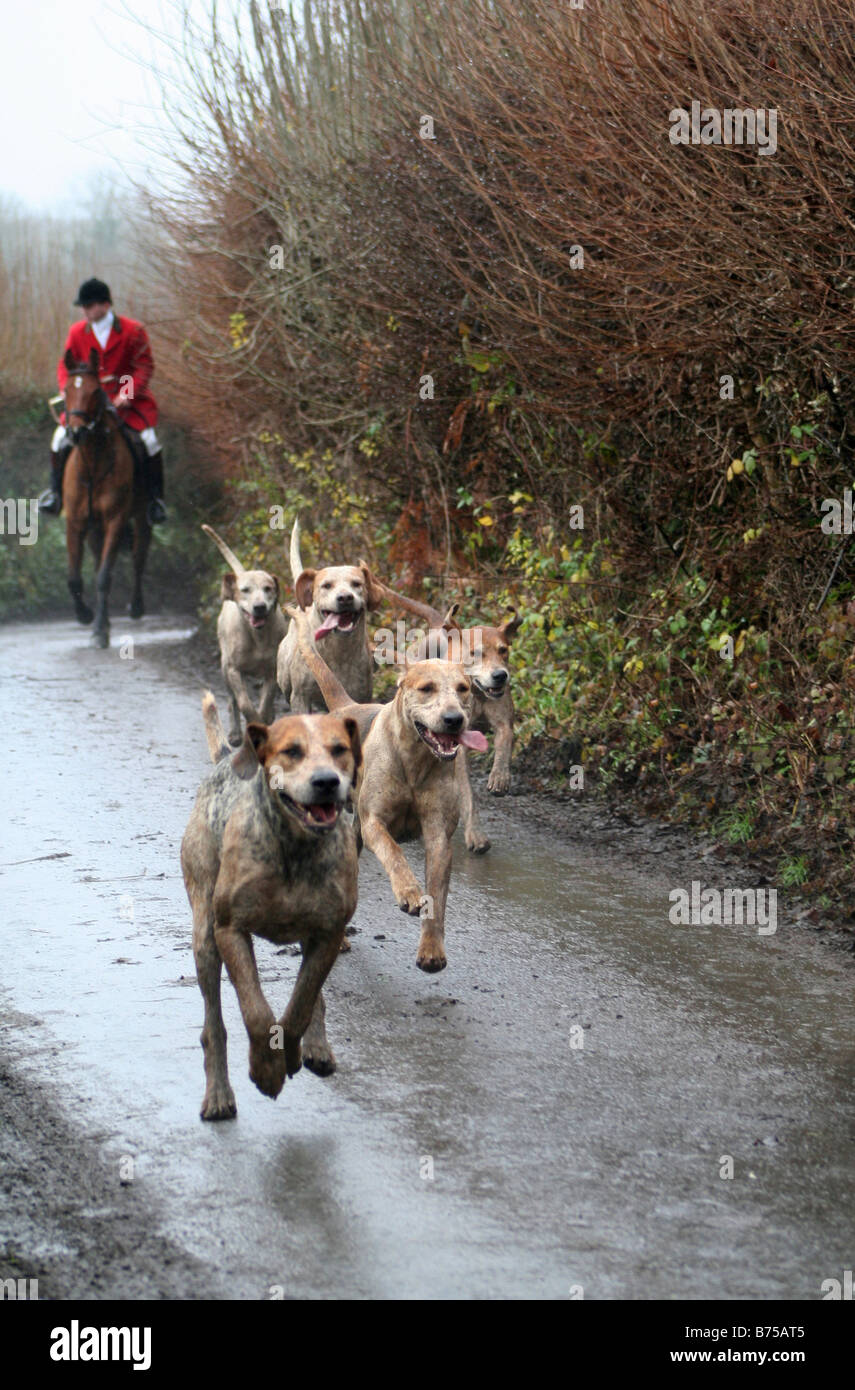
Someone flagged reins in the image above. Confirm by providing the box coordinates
[62,367,125,524]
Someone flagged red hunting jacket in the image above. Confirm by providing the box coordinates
[57,315,158,431]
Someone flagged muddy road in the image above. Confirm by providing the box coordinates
[0,617,852,1300]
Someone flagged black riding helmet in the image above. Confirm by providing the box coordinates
[74,278,112,307]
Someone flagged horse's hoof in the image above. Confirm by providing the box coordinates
[128,599,145,619]
[92,630,109,649]
[75,605,94,625]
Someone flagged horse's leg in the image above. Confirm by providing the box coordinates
[66,517,93,625]
[129,511,152,619]
[87,522,102,563]
[64,449,94,624]
[91,516,125,649]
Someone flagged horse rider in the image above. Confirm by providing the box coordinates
[38,277,168,525]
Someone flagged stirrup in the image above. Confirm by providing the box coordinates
[37,488,61,516]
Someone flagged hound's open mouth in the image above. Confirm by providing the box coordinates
[315,610,360,640]
[414,723,489,760]
[277,792,341,830]
[473,678,507,699]
[244,611,269,630]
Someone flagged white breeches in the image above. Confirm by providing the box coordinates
[52,424,160,456]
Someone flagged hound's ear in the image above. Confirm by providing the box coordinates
[500,610,521,640]
[271,575,280,603]
[231,722,268,780]
[221,572,238,602]
[295,569,316,610]
[358,563,385,611]
[441,602,462,633]
[64,348,76,371]
[343,717,362,774]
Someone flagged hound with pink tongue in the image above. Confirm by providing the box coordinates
[461,729,488,750]
[285,601,489,973]
[314,610,359,640]
[417,726,488,757]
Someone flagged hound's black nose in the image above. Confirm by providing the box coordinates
[252,603,268,619]
[309,771,341,799]
[492,668,508,686]
[442,711,464,732]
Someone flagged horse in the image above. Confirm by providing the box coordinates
[61,348,152,648]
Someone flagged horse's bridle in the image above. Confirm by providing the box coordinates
[65,368,108,443]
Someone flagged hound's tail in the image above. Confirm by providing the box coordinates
[289,516,304,583]
[201,524,245,575]
[202,691,230,763]
[284,605,354,712]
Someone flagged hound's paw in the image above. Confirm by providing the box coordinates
[249,1035,287,1098]
[200,1083,237,1121]
[487,768,510,795]
[416,935,447,973]
[392,872,425,917]
[465,828,491,854]
[392,875,424,916]
[302,1041,337,1077]
[285,1038,303,1078]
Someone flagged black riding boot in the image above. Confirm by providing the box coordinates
[143,449,168,525]
[37,447,70,516]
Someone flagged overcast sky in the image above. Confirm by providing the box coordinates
[2,0,215,212]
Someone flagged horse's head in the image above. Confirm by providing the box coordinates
[64,348,106,443]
